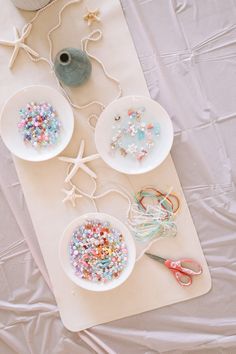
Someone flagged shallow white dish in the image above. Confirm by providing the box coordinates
[95,95,174,175]
[59,212,136,292]
[0,85,74,162]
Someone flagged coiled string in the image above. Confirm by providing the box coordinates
[128,187,180,242]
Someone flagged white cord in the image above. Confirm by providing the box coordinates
[28,0,59,24]
[65,163,131,217]
[81,29,122,102]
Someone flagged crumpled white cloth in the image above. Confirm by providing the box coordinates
[1,0,236,353]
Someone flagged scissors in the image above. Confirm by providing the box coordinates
[145,252,202,287]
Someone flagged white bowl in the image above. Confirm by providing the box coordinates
[0,85,74,162]
[95,95,174,175]
[59,212,136,292]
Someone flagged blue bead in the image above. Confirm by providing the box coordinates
[138,129,145,140]
[154,123,160,135]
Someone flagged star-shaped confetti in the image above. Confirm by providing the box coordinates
[83,9,100,26]
[0,24,39,69]
[58,140,100,183]
[61,185,82,207]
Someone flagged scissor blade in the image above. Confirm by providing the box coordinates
[145,252,166,263]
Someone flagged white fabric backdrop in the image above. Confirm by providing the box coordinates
[1,0,236,353]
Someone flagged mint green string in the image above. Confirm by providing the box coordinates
[129,190,178,242]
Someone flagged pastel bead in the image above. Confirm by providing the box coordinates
[18,101,61,148]
[69,220,128,283]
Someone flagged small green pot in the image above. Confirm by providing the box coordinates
[54,48,92,87]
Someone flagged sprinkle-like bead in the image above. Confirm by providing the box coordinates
[18,101,61,148]
[69,219,128,283]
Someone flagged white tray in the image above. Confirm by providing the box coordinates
[8,0,211,331]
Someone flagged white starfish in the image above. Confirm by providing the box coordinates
[59,140,100,183]
[0,24,39,69]
[83,9,100,26]
[61,185,82,207]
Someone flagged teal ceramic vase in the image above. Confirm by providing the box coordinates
[54,48,92,87]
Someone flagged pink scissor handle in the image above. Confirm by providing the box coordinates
[164,258,202,276]
[170,269,192,287]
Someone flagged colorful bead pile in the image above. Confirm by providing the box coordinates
[110,107,160,161]
[18,102,61,148]
[69,219,128,283]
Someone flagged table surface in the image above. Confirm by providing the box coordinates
[0,0,236,353]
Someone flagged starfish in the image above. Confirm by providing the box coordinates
[0,24,39,69]
[59,140,100,183]
[83,9,100,26]
[61,185,82,207]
